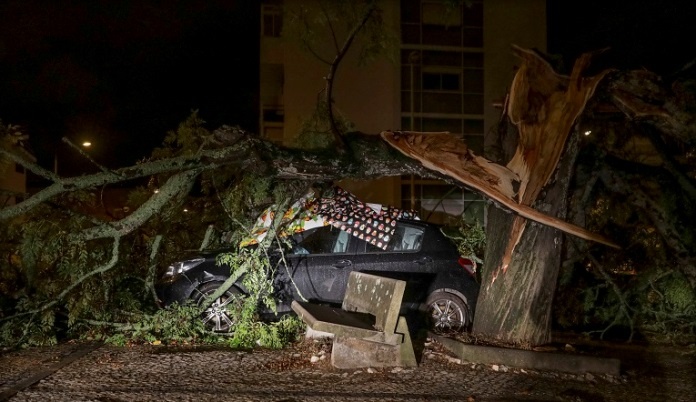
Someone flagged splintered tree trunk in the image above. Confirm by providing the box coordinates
[473,132,580,345]
[471,47,610,346]
[378,47,613,345]
[475,211,561,345]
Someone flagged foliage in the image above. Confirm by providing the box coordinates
[296,100,355,149]
[102,304,222,346]
[283,0,396,149]
[0,196,124,349]
[0,112,307,350]
[550,97,696,342]
[228,315,304,349]
[212,204,304,349]
[556,266,696,342]
[442,219,486,265]
[640,272,696,339]
[218,174,274,230]
[0,298,60,349]
[283,0,398,67]
[151,111,210,159]
[555,188,696,341]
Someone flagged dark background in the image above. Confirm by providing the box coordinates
[548,0,696,75]
[1,0,695,174]
[0,0,259,174]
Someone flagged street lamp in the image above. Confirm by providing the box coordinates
[54,139,93,175]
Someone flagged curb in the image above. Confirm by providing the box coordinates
[430,333,621,376]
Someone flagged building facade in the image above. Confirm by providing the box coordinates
[259,0,546,224]
[0,148,34,206]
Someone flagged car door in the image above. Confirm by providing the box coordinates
[284,225,354,304]
[349,222,436,306]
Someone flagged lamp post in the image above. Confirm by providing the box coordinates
[53,138,93,175]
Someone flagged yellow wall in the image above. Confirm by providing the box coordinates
[483,0,547,140]
[261,0,547,208]
[338,176,401,207]
[279,0,400,143]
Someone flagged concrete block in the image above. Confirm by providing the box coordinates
[331,336,403,369]
[304,327,334,340]
[431,333,621,376]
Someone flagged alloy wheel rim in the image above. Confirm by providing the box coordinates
[429,298,465,333]
[200,295,235,332]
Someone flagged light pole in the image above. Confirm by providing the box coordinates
[53,138,92,175]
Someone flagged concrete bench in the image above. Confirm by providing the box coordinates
[291,271,417,369]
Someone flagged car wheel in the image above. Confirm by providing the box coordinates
[424,291,469,334]
[193,282,243,333]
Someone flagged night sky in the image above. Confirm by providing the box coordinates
[548,0,696,76]
[0,0,259,173]
[1,0,694,174]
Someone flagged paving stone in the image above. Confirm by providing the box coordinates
[1,340,695,401]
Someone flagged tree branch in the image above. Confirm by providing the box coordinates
[297,7,332,65]
[78,169,201,241]
[598,165,696,286]
[0,236,121,323]
[62,137,118,177]
[324,2,377,152]
[146,235,163,305]
[381,130,620,249]
[0,145,246,221]
[319,1,340,53]
[0,148,57,182]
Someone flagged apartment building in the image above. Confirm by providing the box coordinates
[259,0,546,224]
[0,147,34,206]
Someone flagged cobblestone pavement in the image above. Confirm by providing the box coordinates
[1,338,694,401]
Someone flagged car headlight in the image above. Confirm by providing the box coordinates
[162,258,205,278]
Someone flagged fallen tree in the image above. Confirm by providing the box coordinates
[1,0,694,347]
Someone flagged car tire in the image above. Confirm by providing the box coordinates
[423,291,470,334]
[193,282,243,333]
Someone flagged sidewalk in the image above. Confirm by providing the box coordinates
[1,338,694,401]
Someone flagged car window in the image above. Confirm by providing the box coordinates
[333,229,350,253]
[290,225,349,255]
[359,224,425,253]
[393,225,424,251]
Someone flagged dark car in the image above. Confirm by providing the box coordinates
[156,219,479,333]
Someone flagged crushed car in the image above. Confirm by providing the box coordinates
[156,187,479,333]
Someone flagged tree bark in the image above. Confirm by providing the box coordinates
[473,132,580,345]
[470,48,611,345]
